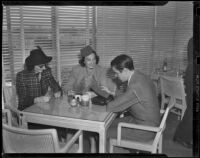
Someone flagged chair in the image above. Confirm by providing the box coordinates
[160,76,187,120]
[2,109,12,126]
[2,85,22,127]
[3,85,18,108]
[109,98,175,154]
[3,123,83,153]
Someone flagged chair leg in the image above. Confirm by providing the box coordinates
[77,132,83,153]
[158,135,163,153]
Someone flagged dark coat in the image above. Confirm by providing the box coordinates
[173,37,193,145]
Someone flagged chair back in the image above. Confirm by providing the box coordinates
[3,85,18,109]
[3,124,60,153]
[160,76,187,120]
[2,109,12,126]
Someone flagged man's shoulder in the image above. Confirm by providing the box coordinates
[130,70,151,88]
[134,70,150,81]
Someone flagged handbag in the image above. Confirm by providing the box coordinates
[91,95,114,106]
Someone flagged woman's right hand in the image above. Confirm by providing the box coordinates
[34,96,50,103]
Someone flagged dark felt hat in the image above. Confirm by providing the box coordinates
[25,46,52,66]
[80,45,95,57]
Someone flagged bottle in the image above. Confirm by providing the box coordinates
[163,58,167,72]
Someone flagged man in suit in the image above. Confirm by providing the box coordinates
[106,54,161,152]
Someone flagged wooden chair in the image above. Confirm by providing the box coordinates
[109,98,175,154]
[3,122,83,153]
[160,76,187,120]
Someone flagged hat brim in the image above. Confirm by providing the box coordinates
[26,56,52,66]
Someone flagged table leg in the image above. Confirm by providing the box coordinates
[99,129,106,153]
[21,115,27,129]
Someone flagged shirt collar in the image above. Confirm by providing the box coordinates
[128,70,134,86]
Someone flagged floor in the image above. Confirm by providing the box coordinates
[162,113,193,157]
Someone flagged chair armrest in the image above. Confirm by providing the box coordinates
[5,104,19,114]
[4,104,25,127]
[59,130,83,153]
[117,122,160,145]
[2,109,12,126]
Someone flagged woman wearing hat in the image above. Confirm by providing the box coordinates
[63,45,116,152]
[16,46,67,141]
[16,46,62,111]
[63,45,116,98]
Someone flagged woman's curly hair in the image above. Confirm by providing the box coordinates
[78,51,100,67]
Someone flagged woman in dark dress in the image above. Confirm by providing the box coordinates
[173,37,193,148]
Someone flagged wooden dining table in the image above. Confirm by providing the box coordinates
[21,95,117,153]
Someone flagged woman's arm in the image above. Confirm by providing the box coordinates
[44,67,62,94]
[90,67,116,97]
[16,73,35,111]
[63,67,77,94]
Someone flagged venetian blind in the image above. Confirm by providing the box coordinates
[57,6,95,85]
[6,6,21,84]
[174,1,193,71]
[22,6,57,77]
[2,6,95,85]
[2,6,11,83]
[96,6,127,67]
[152,1,177,72]
[96,6,155,74]
[96,3,193,75]
[57,6,94,68]
[127,6,154,75]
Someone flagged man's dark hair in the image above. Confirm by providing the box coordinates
[111,54,134,72]
[79,51,100,67]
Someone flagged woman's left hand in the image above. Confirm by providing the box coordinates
[54,91,61,98]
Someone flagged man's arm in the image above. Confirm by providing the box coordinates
[107,86,140,113]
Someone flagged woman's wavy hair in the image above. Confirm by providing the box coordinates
[78,51,100,67]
